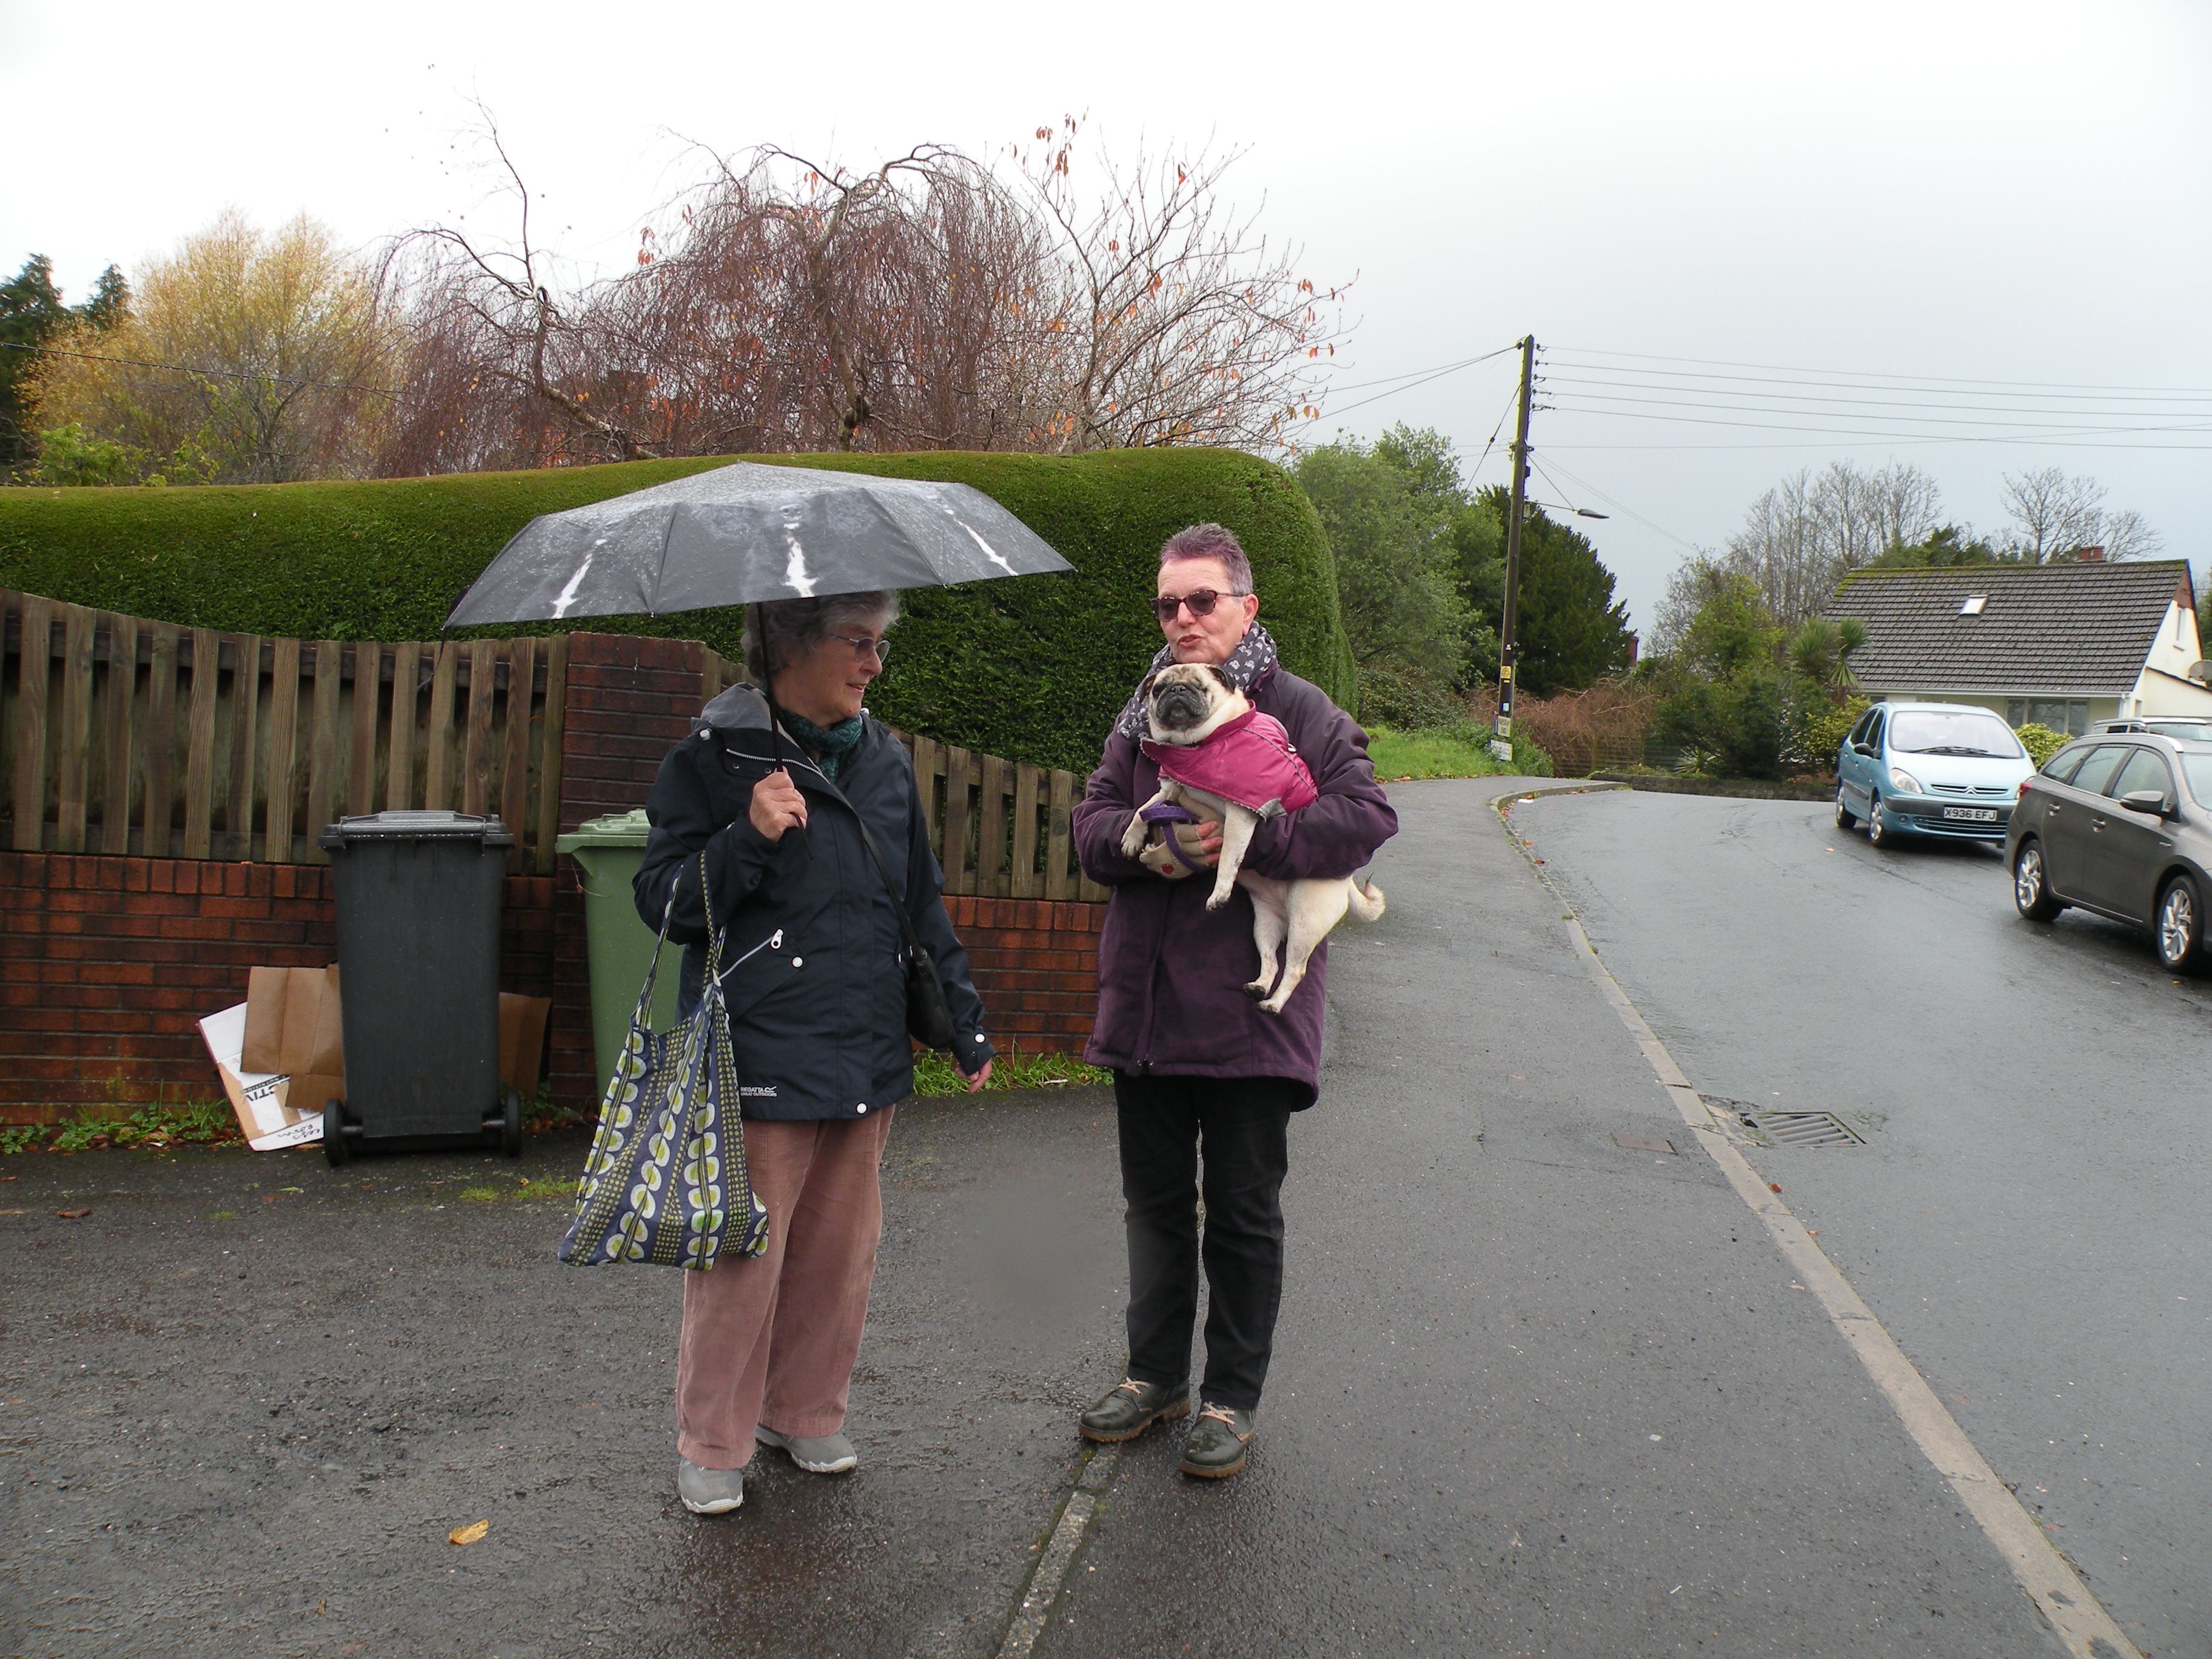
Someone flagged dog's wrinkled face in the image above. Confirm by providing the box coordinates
[1145,663,1248,745]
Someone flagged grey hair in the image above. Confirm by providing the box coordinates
[1159,522,1252,594]
[742,591,899,684]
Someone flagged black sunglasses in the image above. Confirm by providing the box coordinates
[1152,589,1249,623]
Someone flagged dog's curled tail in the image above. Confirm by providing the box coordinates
[1347,877,1386,923]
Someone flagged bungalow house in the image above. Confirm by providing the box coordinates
[1825,557,2212,736]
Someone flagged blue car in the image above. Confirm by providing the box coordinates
[1835,701,2036,847]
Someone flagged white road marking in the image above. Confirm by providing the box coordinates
[995,1444,1119,1658]
[1500,785,2143,1659]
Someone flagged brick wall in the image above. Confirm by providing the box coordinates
[0,631,1105,1122]
[945,896,1104,1051]
[0,852,557,1122]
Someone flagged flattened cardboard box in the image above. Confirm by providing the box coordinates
[198,965,344,1151]
[200,967,553,1151]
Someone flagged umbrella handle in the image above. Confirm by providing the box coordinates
[752,602,790,771]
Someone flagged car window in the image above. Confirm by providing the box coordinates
[2042,745,2093,782]
[1846,709,1874,746]
[2180,755,2212,806]
[2146,721,2212,742]
[2065,746,2127,796]
[1863,710,1885,751]
[2107,748,2173,802]
[1886,708,2025,758]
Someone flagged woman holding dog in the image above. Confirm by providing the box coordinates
[1071,522,1397,1478]
[633,592,995,1516]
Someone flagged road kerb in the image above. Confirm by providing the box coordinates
[995,1443,1120,1659]
[1497,792,2143,1659]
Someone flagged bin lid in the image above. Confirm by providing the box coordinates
[555,808,654,853]
[318,810,517,849]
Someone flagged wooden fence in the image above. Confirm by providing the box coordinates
[695,650,1107,903]
[2,591,1106,900]
[2,591,568,871]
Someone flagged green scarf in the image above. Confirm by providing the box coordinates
[782,709,865,780]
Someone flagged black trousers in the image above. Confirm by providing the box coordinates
[1114,1071,1299,1412]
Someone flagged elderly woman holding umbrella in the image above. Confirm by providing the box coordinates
[633,590,996,1515]
[444,461,1074,1517]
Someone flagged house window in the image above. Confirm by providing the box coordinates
[2008,699,2089,735]
[1960,594,1988,615]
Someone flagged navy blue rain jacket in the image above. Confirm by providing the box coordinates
[632,683,994,1121]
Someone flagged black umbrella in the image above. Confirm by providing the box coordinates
[444,459,1073,628]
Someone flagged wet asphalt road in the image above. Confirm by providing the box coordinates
[1523,788,2212,1659]
[1,777,2094,1657]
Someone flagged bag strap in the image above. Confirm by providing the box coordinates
[806,764,935,968]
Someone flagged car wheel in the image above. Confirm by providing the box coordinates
[1866,796,1895,847]
[2157,874,2205,971]
[1834,786,1858,830]
[2013,840,2063,922]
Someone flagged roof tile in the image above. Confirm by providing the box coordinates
[1825,561,2191,696]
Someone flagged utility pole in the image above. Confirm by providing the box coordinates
[1490,335,1536,764]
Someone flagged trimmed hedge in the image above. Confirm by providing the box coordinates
[0,449,1353,772]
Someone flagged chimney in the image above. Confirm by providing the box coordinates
[2079,545,2106,563]
[1626,632,1639,666]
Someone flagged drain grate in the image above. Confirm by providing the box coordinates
[1744,1110,1864,1147]
[1698,1096,1868,1147]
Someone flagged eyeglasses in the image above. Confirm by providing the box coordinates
[1152,589,1249,623]
[830,633,892,665]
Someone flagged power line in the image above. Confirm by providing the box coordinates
[1544,372,2212,419]
[1319,344,1518,396]
[1550,344,2212,398]
[0,337,397,398]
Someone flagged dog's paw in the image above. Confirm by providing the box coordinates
[1256,995,1289,1016]
[1241,980,1270,1001]
[1205,891,1233,912]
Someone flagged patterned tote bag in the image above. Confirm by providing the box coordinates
[559,853,771,1269]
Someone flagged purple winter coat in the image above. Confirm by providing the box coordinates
[1074,665,1398,1106]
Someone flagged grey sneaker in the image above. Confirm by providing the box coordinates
[677,1458,745,1515]
[756,1425,858,1474]
[1079,1377,1191,1444]
[1179,1403,1255,1478]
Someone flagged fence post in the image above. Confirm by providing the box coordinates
[10,597,51,853]
[263,637,301,862]
[99,612,138,856]
[226,636,261,861]
[181,629,218,860]
[55,603,96,854]
[143,624,179,859]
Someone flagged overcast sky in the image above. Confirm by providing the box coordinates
[5,0,2208,634]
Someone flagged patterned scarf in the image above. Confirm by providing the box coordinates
[1112,621,1281,742]
[780,709,866,780]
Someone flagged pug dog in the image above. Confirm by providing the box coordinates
[1119,663,1386,1014]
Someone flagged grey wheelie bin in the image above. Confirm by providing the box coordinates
[316,811,517,1166]
[555,809,682,1102]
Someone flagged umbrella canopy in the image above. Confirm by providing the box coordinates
[444,460,1074,628]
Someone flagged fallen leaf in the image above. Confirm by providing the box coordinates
[1768,1183,1782,1194]
[449,1519,490,1546]
[0,1209,24,1216]
[56,1208,91,1219]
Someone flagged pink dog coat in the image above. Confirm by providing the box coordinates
[1142,709,1319,818]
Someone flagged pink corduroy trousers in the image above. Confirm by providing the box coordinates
[675,1108,896,1471]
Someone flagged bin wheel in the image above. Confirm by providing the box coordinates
[501,1088,523,1159]
[323,1099,350,1167]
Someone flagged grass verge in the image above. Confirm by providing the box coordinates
[1369,724,1555,782]
[911,1044,1109,1097]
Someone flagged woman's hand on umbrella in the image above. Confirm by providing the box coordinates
[749,769,808,842]
[961,1057,994,1093]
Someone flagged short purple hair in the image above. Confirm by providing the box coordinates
[1159,522,1252,593]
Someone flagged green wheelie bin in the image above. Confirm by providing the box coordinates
[557,810,683,1101]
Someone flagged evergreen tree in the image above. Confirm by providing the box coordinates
[1476,485,1637,695]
